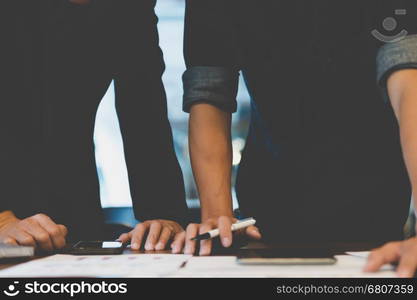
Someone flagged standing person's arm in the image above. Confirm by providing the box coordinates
[112,0,189,252]
[185,104,235,256]
[184,85,261,257]
[181,0,260,256]
[365,35,417,277]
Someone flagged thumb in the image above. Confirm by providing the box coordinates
[58,225,68,237]
[117,232,131,244]
[246,226,262,240]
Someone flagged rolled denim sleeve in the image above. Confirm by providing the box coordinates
[377,34,417,87]
[183,66,239,113]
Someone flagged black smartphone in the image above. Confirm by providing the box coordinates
[237,248,337,265]
[67,241,125,255]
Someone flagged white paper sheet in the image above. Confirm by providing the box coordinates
[172,255,397,278]
[0,254,191,278]
[0,253,396,278]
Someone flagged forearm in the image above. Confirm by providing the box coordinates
[189,104,234,220]
[388,69,417,210]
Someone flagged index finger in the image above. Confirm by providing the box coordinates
[131,223,149,250]
[145,222,163,251]
[364,243,401,272]
[199,223,213,256]
[117,232,131,244]
[218,216,233,247]
[58,225,68,237]
[21,219,54,250]
[34,215,66,249]
[171,231,186,254]
[184,224,199,255]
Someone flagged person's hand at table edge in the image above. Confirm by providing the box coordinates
[0,211,68,251]
[184,215,261,256]
[117,219,185,253]
[364,237,417,278]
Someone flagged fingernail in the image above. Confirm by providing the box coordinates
[155,243,164,250]
[363,263,372,271]
[222,237,231,247]
[145,243,153,250]
[131,243,139,250]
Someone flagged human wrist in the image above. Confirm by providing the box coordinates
[201,206,234,222]
[198,192,234,221]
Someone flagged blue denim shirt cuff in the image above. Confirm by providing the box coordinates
[377,34,417,87]
[182,66,239,113]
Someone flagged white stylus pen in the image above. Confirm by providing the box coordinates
[190,218,256,241]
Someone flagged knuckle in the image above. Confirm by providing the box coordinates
[175,231,186,238]
[149,233,158,240]
[34,213,47,220]
[136,223,146,229]
[130,231,143,239]
[186,224,198,232]
[12,226,25,235]
[206,219,217,226]
[201,223,212,230]
[37,233,50,242]
[60,225,68,236]
[21,219,33,226]
[152,222,162,228]
[165,225,174,232]
[49,227,61,236]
